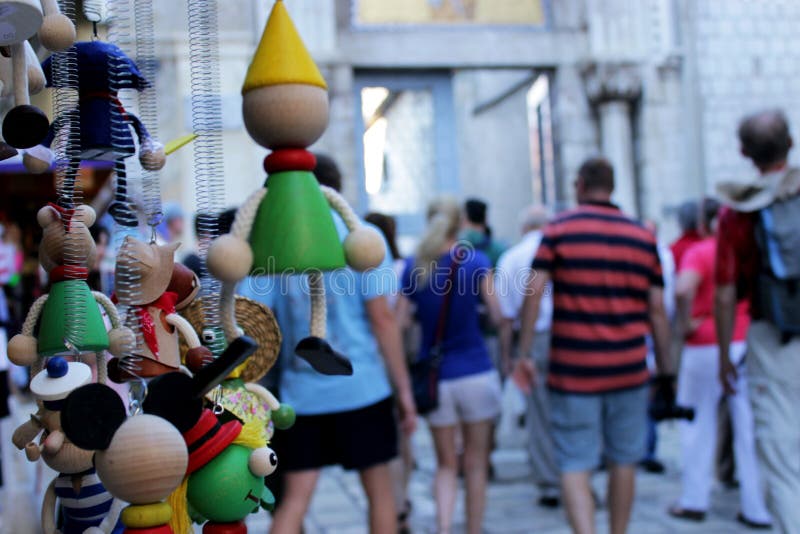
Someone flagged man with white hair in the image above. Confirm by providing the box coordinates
[496,205,559,507]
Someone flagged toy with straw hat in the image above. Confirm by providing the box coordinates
[208,0,386,378]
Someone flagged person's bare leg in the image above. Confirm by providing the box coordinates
[462,419,492,534]
[359,462,397,534]
[608,464,635,534]
[431,425,458,534]
[561,471,596,534]
[270,469,321,534]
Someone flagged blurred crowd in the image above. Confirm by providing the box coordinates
[2,109,799,534]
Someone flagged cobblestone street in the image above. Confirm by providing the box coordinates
[0,397,758,534]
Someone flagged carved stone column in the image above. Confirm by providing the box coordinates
[583,63,642,215]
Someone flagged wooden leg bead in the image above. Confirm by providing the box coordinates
[202,520,247,534]
[121,502,173,528]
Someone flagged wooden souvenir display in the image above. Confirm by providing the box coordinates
[140,336,276,533]
[0,0,75,150]
[14,357,124,534]
[62,384,189,534]
[7,204,134,375]
[208,0,385,376]
[109,236,211,381]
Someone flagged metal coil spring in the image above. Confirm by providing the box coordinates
[50,0,87,359]
[188,0,225,346]
[107,0,143,377]
[133,0,163,228]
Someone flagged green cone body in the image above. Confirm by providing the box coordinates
[38,280,109,356]
[249,170,345,273]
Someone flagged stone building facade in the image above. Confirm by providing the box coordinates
[40,0,800,250]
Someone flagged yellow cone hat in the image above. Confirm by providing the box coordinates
[242,0,327,93]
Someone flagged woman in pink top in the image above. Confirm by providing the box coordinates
[669,199,771,528]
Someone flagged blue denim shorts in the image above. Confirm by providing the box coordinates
[548,385,648,472]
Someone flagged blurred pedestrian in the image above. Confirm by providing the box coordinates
[639,220,676,475]
[495,205,560,507]
[669,197,771,528]
[716,109,800,533]
[670,200,703,267]
[461,198,506,267]
[514,157,673,534]
[364,211,415,532]
[397,197,503,534]
[240,154,417,534]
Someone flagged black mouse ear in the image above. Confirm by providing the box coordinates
[61,383,127,451]
[143,372,202,433]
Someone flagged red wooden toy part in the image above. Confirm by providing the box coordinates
[263,148,316,173]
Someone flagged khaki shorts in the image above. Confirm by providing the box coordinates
[427,370,502,428]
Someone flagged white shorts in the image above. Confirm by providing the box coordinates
[427,370,502,428]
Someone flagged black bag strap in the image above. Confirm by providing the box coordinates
[429,247,462,367]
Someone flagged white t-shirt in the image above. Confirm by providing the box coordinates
[495,230,553,333]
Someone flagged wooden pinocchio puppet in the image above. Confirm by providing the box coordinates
[17,356,124,534]
[208,0,385,377]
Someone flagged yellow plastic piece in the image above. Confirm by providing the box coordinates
[121,502,173,528]
[164,133,197,155]
[242,0,327,93]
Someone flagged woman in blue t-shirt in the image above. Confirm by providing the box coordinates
[398,197,502,534]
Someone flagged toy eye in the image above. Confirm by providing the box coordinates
[202,329,216,344]
[248,447,278,477]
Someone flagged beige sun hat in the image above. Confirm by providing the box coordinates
[180,296,281,383]
[115,236,179,306]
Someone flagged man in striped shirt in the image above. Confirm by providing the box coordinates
[515,157,672,534]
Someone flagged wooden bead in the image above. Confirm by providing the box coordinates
[207,235,252,282]
[7,333,37,366]
[202,520,247,534]
[264,149,316,173]
[343,226,386,271]
[121,502,172,528]
[95,415,188,505]
[39,13,76,52]
[242,84,328,150]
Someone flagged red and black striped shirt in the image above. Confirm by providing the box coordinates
[532,202,663,394]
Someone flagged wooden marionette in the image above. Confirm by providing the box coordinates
[109,236,211,381]
[139,337,279,534]
[207,0,385,377]
[7,204,134,375]
[12,356,125,534]
[23,40,166,222]
[0,0,75,151]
